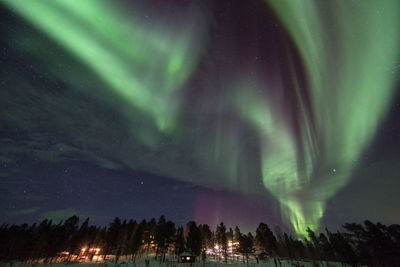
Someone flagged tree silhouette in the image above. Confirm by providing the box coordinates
[128,223,143,263]
[1,215,399,266]
[318,233,334,261]
[326,229,357,266]
[234,226,241,243]
[216,222,228,262]
[255,223,277,256]
[238,232,254,265]
[199,224,213,251]
[104,217,122,262]
[154,216,175,262]
[186,221,202,257]
[174,226,185,256]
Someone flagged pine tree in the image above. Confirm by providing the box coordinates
[216,222,228,262]
[234,226,241,243]
[105,217,122,262]
[186,221,202,257]
[174,227,185,256]
[154,216,175,262]
[255,223,277,256]
[199,224,213,251]
[129,224,143,263]
[238,233,254,265]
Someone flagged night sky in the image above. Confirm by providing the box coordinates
[0,0,399,235]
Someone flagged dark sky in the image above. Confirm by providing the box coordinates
[0,0,399,235]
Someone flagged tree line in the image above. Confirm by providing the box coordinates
[1,216,399,266]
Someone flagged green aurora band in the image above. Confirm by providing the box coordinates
[259,0,400,234]
[1,0,206,134]
[1,0,399,235]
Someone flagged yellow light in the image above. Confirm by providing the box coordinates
[186,257,190,260]
[81,248,86,252]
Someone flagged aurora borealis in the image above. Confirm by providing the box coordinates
[0,0,399,235]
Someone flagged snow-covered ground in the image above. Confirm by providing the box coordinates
[0,258,355,267]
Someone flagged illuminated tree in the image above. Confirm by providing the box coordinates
[199,224,213,251]
[234,226,242,243]
[216,222,228,262]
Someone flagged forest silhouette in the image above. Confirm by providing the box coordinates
[1,216,399,266]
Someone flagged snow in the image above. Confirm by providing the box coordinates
[0,258,355,267]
